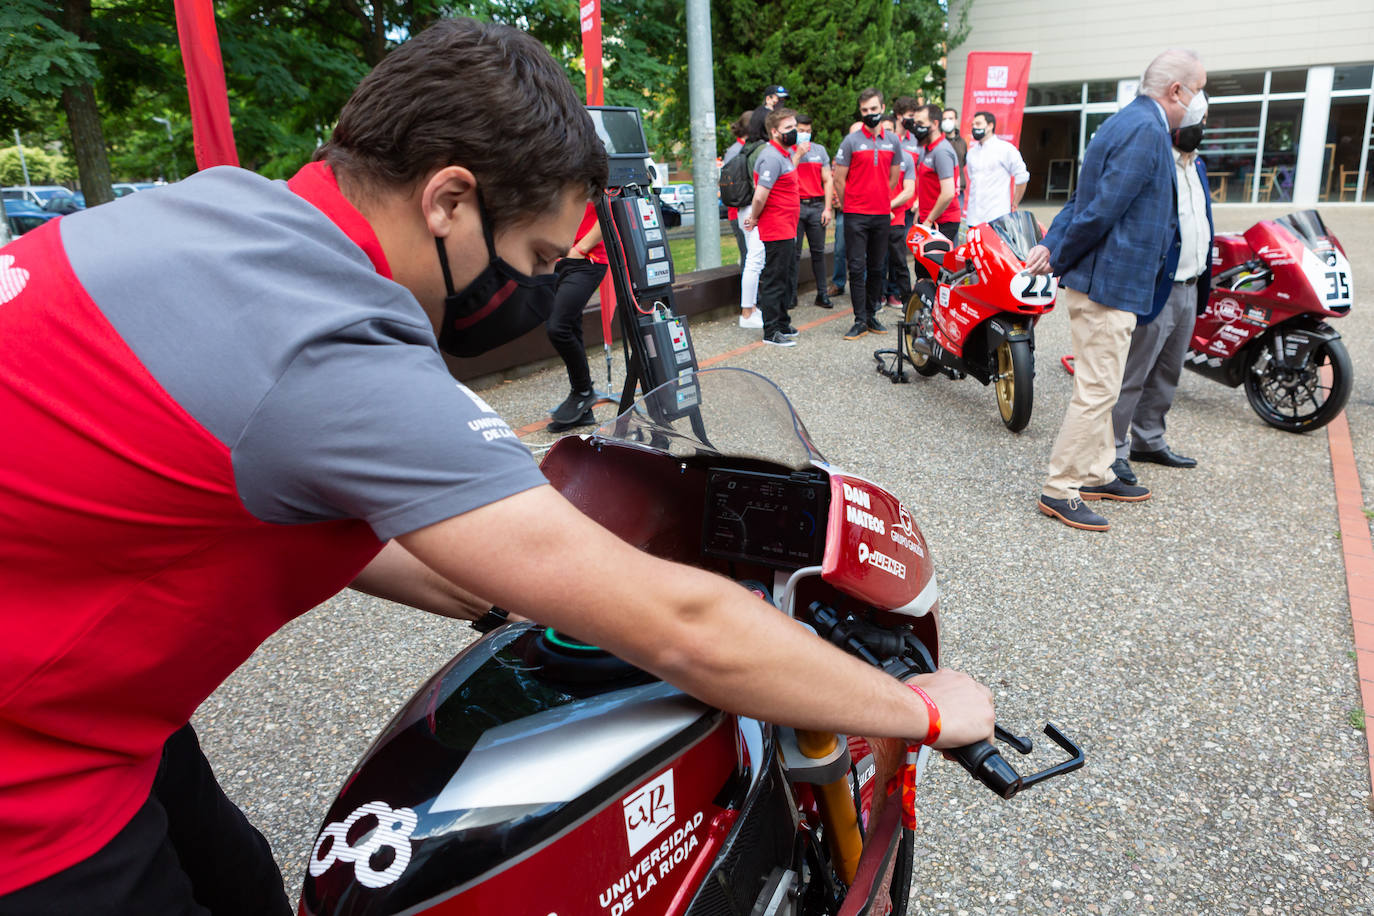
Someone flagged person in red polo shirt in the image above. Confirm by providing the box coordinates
[790,113,834,310]
[911,103,964,241]
[833,87,901,340]
[544,202,607,431]
[743,107,803,347]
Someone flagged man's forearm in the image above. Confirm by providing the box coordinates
[349,540,492,620]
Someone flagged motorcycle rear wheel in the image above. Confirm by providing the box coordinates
[903,292,940,377]
[994,338,1034,432]
[1243,338,1352,432]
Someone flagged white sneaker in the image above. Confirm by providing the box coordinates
[738,311,763,329]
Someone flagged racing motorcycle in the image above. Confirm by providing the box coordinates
[875,211,1057,433]
[299,368,1083,916]
[1187,209,1353,432]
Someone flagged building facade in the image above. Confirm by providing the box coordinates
[946,0,1374,204]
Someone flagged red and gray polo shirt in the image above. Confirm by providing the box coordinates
[0,162,548,894]
[917,134,964,225]
[834,126,899,216]
[795,142,830,200]
[753,140,801,242]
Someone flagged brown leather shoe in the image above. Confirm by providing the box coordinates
[826,283,842,297]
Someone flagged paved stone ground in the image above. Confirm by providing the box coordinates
[199,205,1374,914]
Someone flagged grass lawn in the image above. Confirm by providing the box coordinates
[667,223,836,273]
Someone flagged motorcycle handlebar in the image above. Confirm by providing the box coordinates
[807,602,1084,799]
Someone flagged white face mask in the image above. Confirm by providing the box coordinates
[941,118,956,133]
[796,131,811,144]
[1179,85,1208,127]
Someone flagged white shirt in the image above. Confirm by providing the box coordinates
[964,135,1030,226]
[1173,148,1210,281]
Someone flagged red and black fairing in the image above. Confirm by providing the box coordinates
[1191,210,1353,386]
[301,393,941,915]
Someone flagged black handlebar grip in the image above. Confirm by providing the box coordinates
[948,740,1022,799]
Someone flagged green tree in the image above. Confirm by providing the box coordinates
[0,145,76,185]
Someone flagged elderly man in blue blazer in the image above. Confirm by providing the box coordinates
[1024,48,1208,532]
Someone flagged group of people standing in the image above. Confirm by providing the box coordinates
[727,85,1030,347]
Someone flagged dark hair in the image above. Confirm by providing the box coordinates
[318,18,607,230]
[731,112,751,139]
[974,110,997,128]
[858,87,883,106]
[893,96,921,117]
[765,107,797,134]
[796,113,813,127]
[921,104,943,124]
[942,107,958,117]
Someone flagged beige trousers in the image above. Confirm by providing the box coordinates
[1042,287,1138,500]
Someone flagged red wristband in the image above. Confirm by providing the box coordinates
[907,682,942,747]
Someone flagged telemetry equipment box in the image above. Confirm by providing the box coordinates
[609,195,675,293]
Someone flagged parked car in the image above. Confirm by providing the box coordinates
[113,181,164,197]
[3,198,61,235]
[43,191,85,214]
[2,185,76,208]
[658,183,695,213]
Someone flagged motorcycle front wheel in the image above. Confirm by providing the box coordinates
[994,338,1034,432]
[1243,337,1352,432]
[903,291,940,377]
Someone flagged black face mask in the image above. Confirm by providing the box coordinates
[912,124,931,140]
[861,111,883,129]
[780,128,798,146]
[901,117,917,132]
[1171,122,1205,154]
[435,194,556,358]
[970,127,988,141]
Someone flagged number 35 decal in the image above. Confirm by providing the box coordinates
[1012,271,1057,304]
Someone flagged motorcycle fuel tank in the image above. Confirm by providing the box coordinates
[300,624,744,916]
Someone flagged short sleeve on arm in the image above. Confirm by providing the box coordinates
[934,145,957,180]
[754,148,783,189]
[233,320,548,541]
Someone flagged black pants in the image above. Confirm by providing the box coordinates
[0,725,292,916]
[759,237,796,337]
[792,199,827,308]
[844,212,889,322]
[546,258,607,395]
[936,220,960,242]
[886,222,912,305]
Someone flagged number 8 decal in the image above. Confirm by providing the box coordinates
[309,800,418,889]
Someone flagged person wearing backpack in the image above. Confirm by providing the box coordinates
[720,133,769,329]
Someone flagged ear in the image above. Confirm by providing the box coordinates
[420,165,479,238]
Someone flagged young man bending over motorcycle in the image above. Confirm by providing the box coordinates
[0,17,994,914]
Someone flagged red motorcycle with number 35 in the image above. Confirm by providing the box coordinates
[1186,210,1354,432]
[876,211,1057,432]
[298,369,1082,916]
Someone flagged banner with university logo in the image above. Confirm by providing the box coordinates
[961,52,1034,146]
[580,0,618,345]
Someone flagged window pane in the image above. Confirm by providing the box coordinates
[1268,69,1307,93]
[1085,80,1116,103]
[1019,111,1081,200]
[1198,102,1261,202]
[1026,82,1081,107]
[1206,71,1265,97]
[1322,96,1372,202]
[1259,99,1304,203]
[1333,65,1374,92]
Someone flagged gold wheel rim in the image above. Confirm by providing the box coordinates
[904,296,927,365]
[995,340,1014,420]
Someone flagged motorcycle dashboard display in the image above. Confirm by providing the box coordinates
[702,468,829,568]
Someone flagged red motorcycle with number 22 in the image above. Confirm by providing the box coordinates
[877,211,1057,432]
[298,369,1082,916]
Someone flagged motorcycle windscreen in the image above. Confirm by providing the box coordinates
[1275,210,1333,249]
[986,210,1044,261]
[592,367,825,470]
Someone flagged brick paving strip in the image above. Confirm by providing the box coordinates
[1326,408,1374,801]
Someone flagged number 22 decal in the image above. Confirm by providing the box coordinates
[1012,271,1057,303]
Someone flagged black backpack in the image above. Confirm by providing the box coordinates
[718,140,766,209]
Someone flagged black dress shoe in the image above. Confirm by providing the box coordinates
[1129,446,1197,468]
[1111,458,1138,486]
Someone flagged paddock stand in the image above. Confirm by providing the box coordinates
[874,318,919,383]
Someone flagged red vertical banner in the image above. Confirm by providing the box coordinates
[961,52,1033,146]
[173,0,239,169]
[580,0,604,106]
[581,0,617,348]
